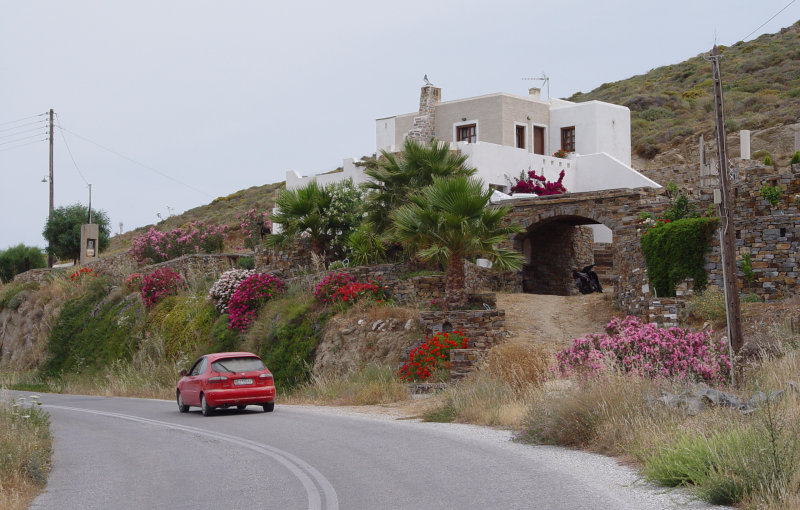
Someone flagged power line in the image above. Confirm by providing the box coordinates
[0,138,47,153]
[0,119,47,134]
[0,126,48,140]
[740,0,797,42]
[0,133,48,147]
[55,115,89,185]
[57,124,215,199]
[0,113,47,127]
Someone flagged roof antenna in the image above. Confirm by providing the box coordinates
[522,73,550,100]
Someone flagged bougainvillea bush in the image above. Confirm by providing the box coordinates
[140,268,184,308]
[555,316,731,385]
[130,221,227,264]
[329,280,388,305]
[238,208,272,249]
[398,331,469,382]
[228,273,285,331]
[313,271,356,303]
[510,169,566,196]
[207,269,255,313]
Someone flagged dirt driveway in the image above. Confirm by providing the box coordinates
[497,292,617,349]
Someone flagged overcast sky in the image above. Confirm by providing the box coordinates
[2,1,799,250]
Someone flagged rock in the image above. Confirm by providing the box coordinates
[404,319,414,331]
[357,319,365,326]
[371,320,384,331]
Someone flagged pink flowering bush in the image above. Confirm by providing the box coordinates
[140,268,184,308]
[130,221,227,264]
[207,269,255,313]
[556,316,731,385]
[124,272,144,292]
[238,208,272,249]
[510,169,566,196]
[228,273,285,331]
[313,271,356,303]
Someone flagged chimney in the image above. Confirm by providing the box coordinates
[408,84,441,143]
[528,87,541,99]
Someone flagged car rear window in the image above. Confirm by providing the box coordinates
[211,357,265,373]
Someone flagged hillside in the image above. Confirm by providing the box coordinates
[569,20,800,169]
[106,181,285,254]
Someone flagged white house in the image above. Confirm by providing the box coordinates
[284,83,660,241]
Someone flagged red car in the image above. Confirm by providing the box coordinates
[176,352,276,416]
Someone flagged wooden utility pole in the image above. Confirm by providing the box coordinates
[48,108,54,268]
[709,46,744,363]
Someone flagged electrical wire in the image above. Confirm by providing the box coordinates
[0,133,48,146]
[0,113,47,127]
[0,138,47,153]
[0,126,48,140]
[56,124,215,199]
[0,119,47,134]
[740,0,797,42]
[54,115,89,185]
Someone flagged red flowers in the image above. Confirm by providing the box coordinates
[510,169,567,196]
[228,273,285,331]
[70,267,97,285]
[398,331,469,382]
[140,268,183,308]
[315,271,389,306]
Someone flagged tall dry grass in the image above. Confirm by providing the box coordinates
[285,364,408,406]
[0,393,52,510]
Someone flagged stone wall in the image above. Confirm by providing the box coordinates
[408,85,441,143]
[418,309,506,350]
[518,224,593,295]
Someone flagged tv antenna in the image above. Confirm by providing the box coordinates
[522,73,550,100]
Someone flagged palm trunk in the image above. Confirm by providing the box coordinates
[445,253,467,309]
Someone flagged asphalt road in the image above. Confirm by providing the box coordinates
[12,392,725,510]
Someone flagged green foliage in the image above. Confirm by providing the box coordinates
[641,217,718,297]
[759,185,783,206]
[42,277,144,377]
[362,138,477,234]
[207,315,242,353]
[42,203,111,263]
[346,223,387,266]
[685,287,727,325]
[764,155,773,166]
[148,294,217,359]
[236,256,255,270]
[247,294,330,389]
[791,151,800,165]
[267,179,364,258]
[663,194,699,221]
[0,244,46,283]
[740,252,755,284]
[0,281,39,310]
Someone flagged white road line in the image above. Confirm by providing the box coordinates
[46,404,339,510]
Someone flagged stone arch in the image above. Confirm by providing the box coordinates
[500,188,670,313]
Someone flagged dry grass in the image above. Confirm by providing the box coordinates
[481,342,551,394]
[0,392,52,510]
[284,364,409,406]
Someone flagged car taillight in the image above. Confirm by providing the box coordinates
[208,376,228,383]
[259,373,273,381]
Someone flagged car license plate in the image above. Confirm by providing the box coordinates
[234,378,253,386]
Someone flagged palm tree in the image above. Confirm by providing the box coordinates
[267,181,333,256]
[391,176,523,308]
[362,138,477,234]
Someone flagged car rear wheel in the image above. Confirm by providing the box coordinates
[177,391,189,413]
[236,405,247,410]
[201,394,214,416]
[263,402,274,413]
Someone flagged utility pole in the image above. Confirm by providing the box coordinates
[48,108,54,268]
[709,46,744,369]
[87,184,92,224]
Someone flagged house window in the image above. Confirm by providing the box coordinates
[456,124,477,143]
[515,125,526,149]
[561,126,575,153]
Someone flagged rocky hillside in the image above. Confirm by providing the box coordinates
[569,20,800,168]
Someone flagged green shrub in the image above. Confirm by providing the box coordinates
[0,282,39,310]
[685,287,727,325]
[764,155,773,166]
[207,315,242,353]
[236,256,255,270]
[641,217,718,297]
[740,252,755,284]
[0,244,46,283]
[42,278,144,377]
[759,185,783,206]
[149,294,217,359]
[791,151,800,165]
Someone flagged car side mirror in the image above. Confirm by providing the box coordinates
[179,369,188,377]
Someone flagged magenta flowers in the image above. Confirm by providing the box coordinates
[140,268,184,308]
[510,169,567,196]
[556,316,731,385]
[130,221,227,265]
[227,273,285,331]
